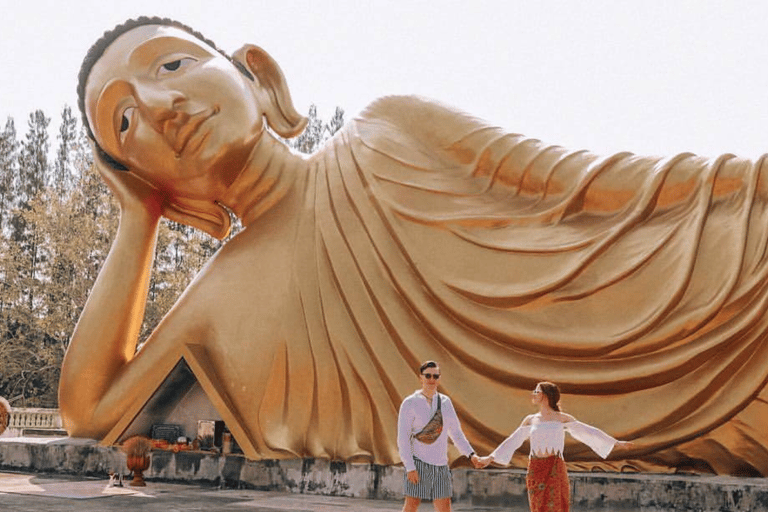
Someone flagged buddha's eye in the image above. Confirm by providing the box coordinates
[163,60,182,71]
[119,107,135,140]
[157,57,196,77]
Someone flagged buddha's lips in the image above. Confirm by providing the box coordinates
[164,106,219,154]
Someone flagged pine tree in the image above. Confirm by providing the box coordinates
[327,106,345,137]
[0,117,18,234]
[0,111,53,406]
[285,104,346,154]
[0,117,19,403]
[292,104,325,154]
[17,111,49,204]
[12,110,50,311]
[52,105,79,195]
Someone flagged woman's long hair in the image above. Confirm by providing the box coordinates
[538,381,561,411]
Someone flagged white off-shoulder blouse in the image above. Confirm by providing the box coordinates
[490,420,617,465]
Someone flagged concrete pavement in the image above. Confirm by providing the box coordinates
[0,471,519,512]
[4,436,767,511]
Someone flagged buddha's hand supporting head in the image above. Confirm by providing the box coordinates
[91,140,234,237]
[80,17,308,238]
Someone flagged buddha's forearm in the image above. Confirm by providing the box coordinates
[59,209,160,435]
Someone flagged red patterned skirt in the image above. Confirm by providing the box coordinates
[526,455,570,512]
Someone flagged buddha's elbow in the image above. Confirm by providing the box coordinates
[59,405,112,439]
[59,396,92,438]
[58,384,106,439]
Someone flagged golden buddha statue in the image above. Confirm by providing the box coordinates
[59,16,768,476]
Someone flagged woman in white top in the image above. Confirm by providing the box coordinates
[477,382,632,512]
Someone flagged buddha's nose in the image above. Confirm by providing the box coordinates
[133,82,185,133]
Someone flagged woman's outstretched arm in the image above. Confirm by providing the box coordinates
[563,413,633,459]
[477,415,534,467]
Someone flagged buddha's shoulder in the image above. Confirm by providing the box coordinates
[358,95,464,118]
[352,95,502,144]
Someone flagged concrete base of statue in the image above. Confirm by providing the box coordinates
[1,436,767,510]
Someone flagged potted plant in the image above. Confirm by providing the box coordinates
[121,435,152,486]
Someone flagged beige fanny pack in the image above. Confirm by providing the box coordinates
[413,394,443,444]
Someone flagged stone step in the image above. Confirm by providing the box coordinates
[20,428,69,437]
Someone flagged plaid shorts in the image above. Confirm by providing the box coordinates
[404,457,452,500]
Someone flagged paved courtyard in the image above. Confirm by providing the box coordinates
[0,471,521,512]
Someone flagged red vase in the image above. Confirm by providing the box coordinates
[126,454,150,486]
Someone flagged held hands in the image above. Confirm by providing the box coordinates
[472,455,493,469]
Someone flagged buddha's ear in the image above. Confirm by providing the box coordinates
[232,44,308,138]
[164,196,232,240]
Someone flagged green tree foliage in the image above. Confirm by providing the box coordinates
[0,103,344,407]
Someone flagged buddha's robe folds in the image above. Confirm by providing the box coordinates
[135,95,768,475]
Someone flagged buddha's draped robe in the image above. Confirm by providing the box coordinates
[276,95,768,475]
[129,95,768,476]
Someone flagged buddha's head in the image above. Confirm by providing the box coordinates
[78,17,307,236]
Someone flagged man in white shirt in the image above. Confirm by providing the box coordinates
[397,361,480,512]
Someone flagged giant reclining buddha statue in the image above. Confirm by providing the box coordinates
[59,16,768,476]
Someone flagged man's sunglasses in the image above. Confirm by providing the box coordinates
[422,373,440,380]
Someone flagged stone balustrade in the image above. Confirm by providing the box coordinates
[1,408,64,437]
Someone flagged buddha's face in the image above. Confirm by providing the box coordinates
[85,25,264,199]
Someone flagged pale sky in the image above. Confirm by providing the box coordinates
[2,1,768,159]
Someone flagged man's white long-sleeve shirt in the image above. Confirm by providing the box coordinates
[397,390,474,472]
